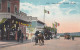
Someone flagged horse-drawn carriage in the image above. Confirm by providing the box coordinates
[44,30,53,40]
[35,31,44,45]
[34,30,54,45]
[64,33,71,40]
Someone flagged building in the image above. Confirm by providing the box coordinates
[17,12,32,39]
[0,0,31,40]
[32,17,45,31]
[0,0,20,21]
[27,17,45,39]
[0,0,19,14]
[0,0,45,40]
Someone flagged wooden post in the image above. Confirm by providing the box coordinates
[15,31,17,40]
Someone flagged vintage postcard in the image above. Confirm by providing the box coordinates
[0,0,80,50]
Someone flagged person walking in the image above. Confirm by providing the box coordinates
[26,35,28,40]
[17,30,21,42]
[72,36,74,40]
[21,33,24,43]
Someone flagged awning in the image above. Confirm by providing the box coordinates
[37,20,45,24]
[0,18,7,24]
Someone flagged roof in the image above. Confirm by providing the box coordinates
[11,15,31,24]
[37,20,45,25]
[16,18,31,24]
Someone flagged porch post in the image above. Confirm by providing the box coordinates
[15,31,17,40]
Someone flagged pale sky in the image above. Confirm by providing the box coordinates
[20,0,80,33]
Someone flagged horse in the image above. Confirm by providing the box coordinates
[37,32,44,45]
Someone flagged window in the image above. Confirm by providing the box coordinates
[0,0,2,10]
[7,1,10,12]
[14,5,17,14]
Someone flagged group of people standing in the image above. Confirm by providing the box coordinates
[44,30,53,40]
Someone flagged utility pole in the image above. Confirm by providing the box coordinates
[44,6,45,23]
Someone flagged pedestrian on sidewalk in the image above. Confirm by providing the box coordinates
[21,33,24,43]
[17,30,21,42]
[26,35,28,40]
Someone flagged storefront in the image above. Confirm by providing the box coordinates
[0,16,30,41]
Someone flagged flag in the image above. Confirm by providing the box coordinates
[44,9,49,14]
[55,22,58,28]
[55,22,60,27]
[52,23,55,28]
[58,23,60,26]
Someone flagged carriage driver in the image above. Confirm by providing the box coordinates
[35,31,39,45]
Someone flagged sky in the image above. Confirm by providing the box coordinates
[20,0,80,33]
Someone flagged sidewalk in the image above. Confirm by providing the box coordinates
[0,39,32,48]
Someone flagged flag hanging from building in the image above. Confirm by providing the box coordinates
[44,9,50,14]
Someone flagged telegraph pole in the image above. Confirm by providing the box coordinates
[44,6,45,24]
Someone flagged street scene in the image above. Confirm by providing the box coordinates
[0,0,80,50]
